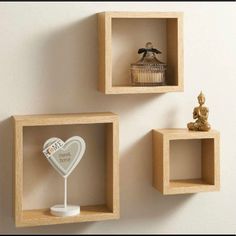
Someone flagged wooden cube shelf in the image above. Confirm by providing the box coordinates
[152,129,220,195]
[98,11,184,94]
[13,112,119,227]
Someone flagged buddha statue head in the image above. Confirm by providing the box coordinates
[198,91,205,106]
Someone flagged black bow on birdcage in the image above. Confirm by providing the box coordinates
[138,47,162,58]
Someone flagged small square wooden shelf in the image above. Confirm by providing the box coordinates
[13,112,119,227]
[98,11,184,94]
[152,129,220,195]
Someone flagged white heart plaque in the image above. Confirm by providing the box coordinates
[43,136,86,178]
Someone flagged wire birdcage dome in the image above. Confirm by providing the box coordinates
[130,42,167,86]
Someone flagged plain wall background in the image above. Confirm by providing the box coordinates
[0,2,236,234]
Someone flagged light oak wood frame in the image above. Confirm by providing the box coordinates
[13,112,119,227]
[152,129,220,195]
[98,11,184,94]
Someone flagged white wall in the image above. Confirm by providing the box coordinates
[0,2,236,234]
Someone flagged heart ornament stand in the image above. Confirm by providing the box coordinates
[43,136,86,217]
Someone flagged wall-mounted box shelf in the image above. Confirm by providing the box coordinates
[152,129,220,195]
[13,112,119,227]
[98,11,184,94]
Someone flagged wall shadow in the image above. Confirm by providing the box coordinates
[33,13,163,116]
[119,131,194,223]
[0,118,14,232]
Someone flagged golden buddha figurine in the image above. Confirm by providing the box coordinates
[187,91,211,131]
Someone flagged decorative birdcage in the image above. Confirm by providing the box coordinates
[130,42,167,86]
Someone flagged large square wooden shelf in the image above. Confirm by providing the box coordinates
[152,129,220,195]
[98,12,184,94]
[13,112,119,227]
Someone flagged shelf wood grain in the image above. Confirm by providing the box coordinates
[20,205,118,227]
[152,129,220,195]
[98,11,184,94]
[13,112,119,227]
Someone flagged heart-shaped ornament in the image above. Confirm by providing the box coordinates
[43,136,86,178]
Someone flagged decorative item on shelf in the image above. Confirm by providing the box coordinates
[187,91,211,131]
[130,42,167,86]
[42,136,86,217]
